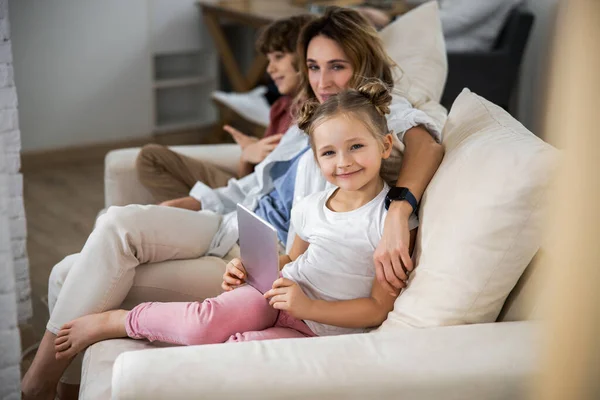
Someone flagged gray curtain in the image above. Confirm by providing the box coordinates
[0,0,31,397]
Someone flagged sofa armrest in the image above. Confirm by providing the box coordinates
[112,321,538,400]
[104,144,241,207]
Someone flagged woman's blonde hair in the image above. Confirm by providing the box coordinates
[297,79,392,155]
[295,7,396,105]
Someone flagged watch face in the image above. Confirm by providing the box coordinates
[387,187,409,200]
[385,187,418,212]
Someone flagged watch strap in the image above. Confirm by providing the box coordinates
[385,187,418,213]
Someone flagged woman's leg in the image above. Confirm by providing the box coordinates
[136,144,235,202]
[44,248,233,394]
[53,285,277,357]
[22,204,222,399]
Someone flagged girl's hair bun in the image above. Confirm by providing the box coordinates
[297,99,321,132]
[356,79,392,116]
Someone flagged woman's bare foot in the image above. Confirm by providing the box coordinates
[57,382,80,400]
[54,310,129,360]
[22,330,72,400]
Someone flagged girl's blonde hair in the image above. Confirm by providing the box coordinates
[297,79,392,154]
[295,7,396,106]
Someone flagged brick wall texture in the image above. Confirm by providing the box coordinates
[0,0,31,397]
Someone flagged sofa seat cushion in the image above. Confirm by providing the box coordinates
[108,321,538,399]
[377,89,559,331]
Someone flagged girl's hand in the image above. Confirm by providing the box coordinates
[373,201,414,296]
[264,278,313,320]
[221,258,247,292]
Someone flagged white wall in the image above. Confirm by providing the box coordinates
[10,0,154,152]
[150,0,203,54]
[517,0,560,138]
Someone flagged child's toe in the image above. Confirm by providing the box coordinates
[57,328,71,337]
[55,335,68,345]
[55,340,71,352]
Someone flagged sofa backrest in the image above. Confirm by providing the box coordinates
[497,250,548,322]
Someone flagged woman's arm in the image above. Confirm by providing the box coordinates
[395,126,444,201]
[374,126,444,293]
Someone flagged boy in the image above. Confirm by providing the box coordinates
[136,14,314,210]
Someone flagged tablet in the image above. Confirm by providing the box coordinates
[236,203,280,294]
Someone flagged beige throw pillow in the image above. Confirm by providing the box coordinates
[380,1,447,106]
[377,89,559,331]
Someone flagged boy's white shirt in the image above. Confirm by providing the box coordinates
[189,94,442,257]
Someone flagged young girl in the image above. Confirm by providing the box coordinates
[52,80,419,353]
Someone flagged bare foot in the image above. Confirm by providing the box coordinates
[54,310,129,360]
[21,382,55,400]
[57,382,80,400]
[22,330,72,400]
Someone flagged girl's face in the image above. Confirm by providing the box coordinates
[312,113,392,192]
[266,51,300,96]
[306,35,354,104]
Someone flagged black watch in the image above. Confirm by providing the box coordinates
[385,187,418,213]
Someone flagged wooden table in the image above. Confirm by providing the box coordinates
[198,1,306,92]
[198,0,410,92]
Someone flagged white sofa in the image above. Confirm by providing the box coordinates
[75,88,556,399]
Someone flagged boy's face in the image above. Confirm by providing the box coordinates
[266,51,300,96]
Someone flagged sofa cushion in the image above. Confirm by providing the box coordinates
[377,89,558,330]
[104,144,241,207]
[380,1,447,105]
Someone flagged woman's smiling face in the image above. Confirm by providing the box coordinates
[306,35,354,104]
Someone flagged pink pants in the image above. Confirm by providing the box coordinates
[124,285,316,345]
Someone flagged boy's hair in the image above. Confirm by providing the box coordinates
[297,79,392,155]
[256,15,316,55]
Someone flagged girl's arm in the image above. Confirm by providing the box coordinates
[303,277,398,329]
[267,231,416,327]
[278,234,310,270]
[375,126,443,293]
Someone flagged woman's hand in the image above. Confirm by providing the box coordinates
[373,201,414,296]
[241,134,284,165]
[221,258,247,291]
[264,278,313,320]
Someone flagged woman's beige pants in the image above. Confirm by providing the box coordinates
[46,204,238,384]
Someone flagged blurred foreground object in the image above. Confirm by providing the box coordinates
[535,0,600,399]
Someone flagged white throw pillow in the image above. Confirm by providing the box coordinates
[380,1,447,105]
[377,89,559,330]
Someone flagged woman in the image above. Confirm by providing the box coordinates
[22,7,444,400]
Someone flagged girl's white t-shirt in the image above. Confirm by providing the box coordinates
[282,183,419,337]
